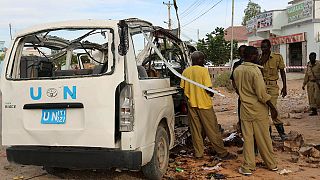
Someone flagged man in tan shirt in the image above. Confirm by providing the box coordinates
[234,46,278,176]
[259,39,287,140]
[302,52,320,115]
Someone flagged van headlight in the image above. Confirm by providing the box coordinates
[119,85,134,132]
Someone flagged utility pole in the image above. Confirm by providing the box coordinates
[197,29,200,41]
[9,23,13,40]
[229,0,235,69]
[163,1,174,61]
[163,1,173,30]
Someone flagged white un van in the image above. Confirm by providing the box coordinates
[1,18,192,179]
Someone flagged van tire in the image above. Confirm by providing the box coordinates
[142,125,169,180]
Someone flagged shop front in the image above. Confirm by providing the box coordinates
[249,33,307,72]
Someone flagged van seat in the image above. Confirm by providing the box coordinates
[137,66,148,79]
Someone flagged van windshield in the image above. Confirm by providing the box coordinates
[8,28,115,80]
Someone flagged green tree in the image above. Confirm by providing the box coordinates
[197,27,238,66]
[242,0,261,26]
[55,54,78,69]
[0,53,5,61]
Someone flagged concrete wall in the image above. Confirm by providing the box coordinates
[314,0,320,19]
[272,10,288,31]
[281,22,316,65]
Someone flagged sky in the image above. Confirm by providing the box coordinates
[0,0,289,47]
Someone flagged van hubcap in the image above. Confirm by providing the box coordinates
[157,136,168,170]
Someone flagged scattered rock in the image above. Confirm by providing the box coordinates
[310,148,320,158]
[3,165,13,171]
[283,131,305,152]
[314,145,320,151]
[278,169,292,175]
[283,121,291,126]
[281,113,290,119]
[290,108,305,113]
[299,146,313,156]
[289,113,303,119]
[290,155,299,163]
[306,157,320,163]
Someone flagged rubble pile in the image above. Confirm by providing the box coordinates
[278,131,320,165]
[279,89,308,118]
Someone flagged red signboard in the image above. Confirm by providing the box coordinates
[249,33,306,47]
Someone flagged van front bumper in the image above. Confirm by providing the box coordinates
[6,146,142,170]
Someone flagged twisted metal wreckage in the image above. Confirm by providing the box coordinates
[26,18,223,145]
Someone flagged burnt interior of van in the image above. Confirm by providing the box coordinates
[10,28,114,80]
[129,24,194,125]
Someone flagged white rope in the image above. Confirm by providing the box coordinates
[141,29,225,97]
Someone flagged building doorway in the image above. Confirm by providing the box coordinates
[289,42,303,72]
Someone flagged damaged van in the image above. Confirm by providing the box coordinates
[1,18,193,179]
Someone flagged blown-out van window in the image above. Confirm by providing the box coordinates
[7,28,115,80]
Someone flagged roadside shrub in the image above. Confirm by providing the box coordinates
[213,71,234,92]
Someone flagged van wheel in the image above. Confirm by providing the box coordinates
[142,125,169,180]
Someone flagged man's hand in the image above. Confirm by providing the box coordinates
[302,86,305,90]
[206,89,214,97]
[280,69,287,98]
[281,86,287,98]
[266,100,278,120]
[270,107,278,120]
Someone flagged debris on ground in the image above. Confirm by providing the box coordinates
[278,169,292,175]
[283,131,305,152]
[175,167,184,172]
[299,146,313,156]
[289,113,303,119]
[13,176,24,180]
[306,157,320,164]
[310,147,320,158]
[290,155,300,163]
[202,163,223,171]
[174,127,191,148]
[223,132,243,147]
[207,173,226,179]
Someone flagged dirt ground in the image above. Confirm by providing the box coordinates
[165,77,320,180]
[0,74,319,180]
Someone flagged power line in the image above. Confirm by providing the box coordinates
[181,0,210,19]
[182,0,225,27]
[180,0,201,16]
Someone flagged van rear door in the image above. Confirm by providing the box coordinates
[2,27,124,148]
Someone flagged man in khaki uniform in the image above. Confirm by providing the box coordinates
[302,52,320,116]
[259,39,287,140]
[234,46,278,176]
[180,51,236,160]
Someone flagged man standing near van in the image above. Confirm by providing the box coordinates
[230,45,246,129]
[234,46,278,175]
[302,52,320,116]
[180,51,236,160]
[259,39,287,140]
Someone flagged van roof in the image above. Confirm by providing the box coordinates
[15,19,121,38]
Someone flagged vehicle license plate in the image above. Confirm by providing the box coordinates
[41,109,66,124]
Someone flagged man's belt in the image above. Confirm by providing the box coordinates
[265,80,277,85]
